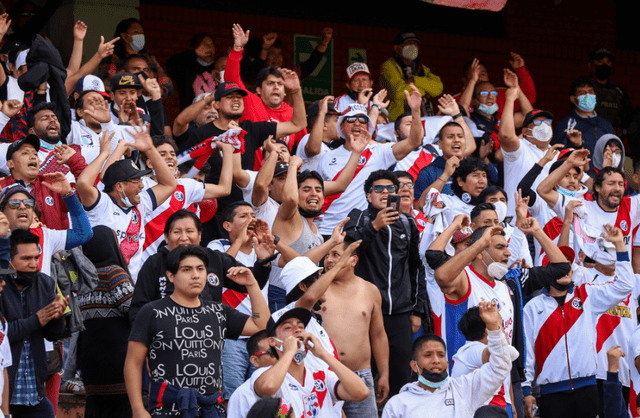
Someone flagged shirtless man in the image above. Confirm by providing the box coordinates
[321,235,390,417]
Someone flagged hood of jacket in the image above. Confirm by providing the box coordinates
[592,133,625,170]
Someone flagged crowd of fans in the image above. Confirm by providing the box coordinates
[0,3,638,418]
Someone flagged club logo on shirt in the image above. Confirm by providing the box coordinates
[131,211,139,224]
[358,156,366,165]
[462,193,471,203]
[302,393,320,417]
[445,398,454,406]
[571,298,583,310]
[207,273,219,286]
[45,196,54,206]
[288,383,299,390]
[174,191,185,202]
[620,220,628,232]
[313,379,326,392]
[491,298,501,310]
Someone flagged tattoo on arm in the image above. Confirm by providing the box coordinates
[252,312,260,319]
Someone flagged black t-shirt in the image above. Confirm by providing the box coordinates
[129,296,249,416]
[166,50,217,111]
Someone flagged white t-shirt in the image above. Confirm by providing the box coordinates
[84,189,156,282]
[296,133,331,173]
[240,169,280,228]
[451,340,512,407]
[141,177,205,263]
[251,363,340,418]
[227,378,260,418]
[318,143,397,235]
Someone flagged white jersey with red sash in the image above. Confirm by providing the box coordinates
[85,190,156,282]
[554,194,640,262]
[141,177,205,263]
[317,143,397,235]
[572,265,640,387]
[29,227,66,277]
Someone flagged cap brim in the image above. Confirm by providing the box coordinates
[268,308,312,336]
[128,168,153,180]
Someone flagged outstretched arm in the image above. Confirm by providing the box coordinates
[391,84,423,161]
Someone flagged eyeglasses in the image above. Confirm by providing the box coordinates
[6,199,35,209]
[532,119,552,126]
[252,350,272,357]
[398,182,414,189]
[344,116,368,124]
[123,178,143,185]
[478,90,498,97]
[370,184,398,193]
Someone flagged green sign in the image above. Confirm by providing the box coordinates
[348,49,367,65]
[294,34,333,102]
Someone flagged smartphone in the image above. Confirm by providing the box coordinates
[387,194,400,211]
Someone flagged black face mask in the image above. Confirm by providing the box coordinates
[298,207,322,219]
[594,64,611,81]
[550,280,572,291]
[13,271,38,287]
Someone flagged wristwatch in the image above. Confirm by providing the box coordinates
[273,235,280,246]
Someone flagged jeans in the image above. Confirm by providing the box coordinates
[342,369,377,418]
[268,285,287,313]
[10,396,55,418]
[222,338,255,401]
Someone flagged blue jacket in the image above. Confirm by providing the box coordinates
[552,108,614,156]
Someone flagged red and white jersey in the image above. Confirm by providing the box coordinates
[451,340,511,408]
[629,325,640,395]
[0,320,11,412]
[85,190,156,282]
[317,143,397,235]
[334,94,372,114]
[523,256,634,393]
[30,227,66,277]
[429,265,514,369]
[554,194,640,263]
[572,265,640,387]
[141,177,205,263]
[250,363,340,418]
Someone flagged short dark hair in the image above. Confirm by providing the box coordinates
[473,81,494,98]
[122,54,147,73]
[190,32,214,49]
[363,170,399,194]
[394,170,414,183]
[222,201,253,223]
[297,170,324,191]
[114,18,142,59]
[451,157,490,195]
[285,271,320,304]
[27,102,57,129]
[247,397,293,418]
[412,334,447,360]
[437,121,463,142]
[549,159,582,177]
[394,112,412,137]
[9,228,40,259]
[462,58,487,78]
[470,202,496,224]
[458,306,486,341]
[75,90,105,113]
[165,245,209,276]
[256,66,283,90]
[246,330,269,357]
[342,234,359,257]
[141,135,178,162]
[592,166,624,201]
[478,186,507,204]
[164,209,202,237]
[468,225,505,247]
[570,76,596,97]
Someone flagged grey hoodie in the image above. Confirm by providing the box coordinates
[592,133,625,171]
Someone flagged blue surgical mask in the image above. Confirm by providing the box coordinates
[130,34,145,52]
[478,103,499,116]
[558,186,577,198]
[576,94,596,112]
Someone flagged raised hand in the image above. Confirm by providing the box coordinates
[437,93,459,116]
[126,121,153,153]
[404,83,422,111]
[503,68,519,88]
[443,156,460,178]
[226,266,257,286]
[97,36,119,59]
[73,20,87,41]
[469,58,481,83]
[540,143,564,166]
[602,224,624,246]
[54,144,77,165]
[509,52,525,69]
[606,345,625,373]
[0,212,9,237]
[566,148,590,169]
[357,88,373,105]
[98,130,116,155]
[479,301,502,331]
[262,32,277,49]
[1,99,22,118]
[318,95,334,115]
[330,217,349,245]
[514,189,530,221]
[41,172,72,195]
[0,13,12,38]
[232,23,250,51]
[138,74,162,100]
[263,135,278,156]
[280,68,301,92]
[372,207,399,231]
[372,89,390,110]
[452,214,470,230]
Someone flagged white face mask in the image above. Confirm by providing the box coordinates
[527,123,553,143]
[493,201,507,223]
[402,45,418,61]
[611,153,621,167]
[273,338,307,365]
[218,70,225,83]
[483,250,509,279]
[118,184,134,208]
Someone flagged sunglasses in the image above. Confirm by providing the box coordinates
[398,182,414,189]
[532,119,552,126]
[6,199,35,209]
[252,350,272,357]
[370,184,398,193]
[345,116,368,124]
[478,90,498,97]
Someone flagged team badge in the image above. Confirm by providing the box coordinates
[358,155,366,165]
[45,196,54,206]
[417,218,426,227]
[462,193,471,203]
[207,273,219,286]
[491,298,501,310]
[445,399,455,406]
[571,298,582,310]
[174,191,184,202]
[131,211,139,223]
[313,379,326,392]
[620,221,628,232]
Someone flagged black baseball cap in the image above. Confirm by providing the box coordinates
[6,134,40,161]
[589,47,614,62]
[307,100,339,127]
[395,30,420,45]
[103,159,152,188]
[214,81,248,101]
[267,308,312,337]
[274,161,289,177]
[523,110,554,128]
[110,72,143,92]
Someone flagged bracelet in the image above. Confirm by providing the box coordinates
[438,177,448,182]
[0,230,10,240]
[289,89,300,95]
[452,112,462,119]
[61,188,76,199]
[371,104,381,111]
[257,253,279,265]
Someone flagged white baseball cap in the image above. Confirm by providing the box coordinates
[336,103,375,139]
[280,257,323,295]
[16,49,28,69]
